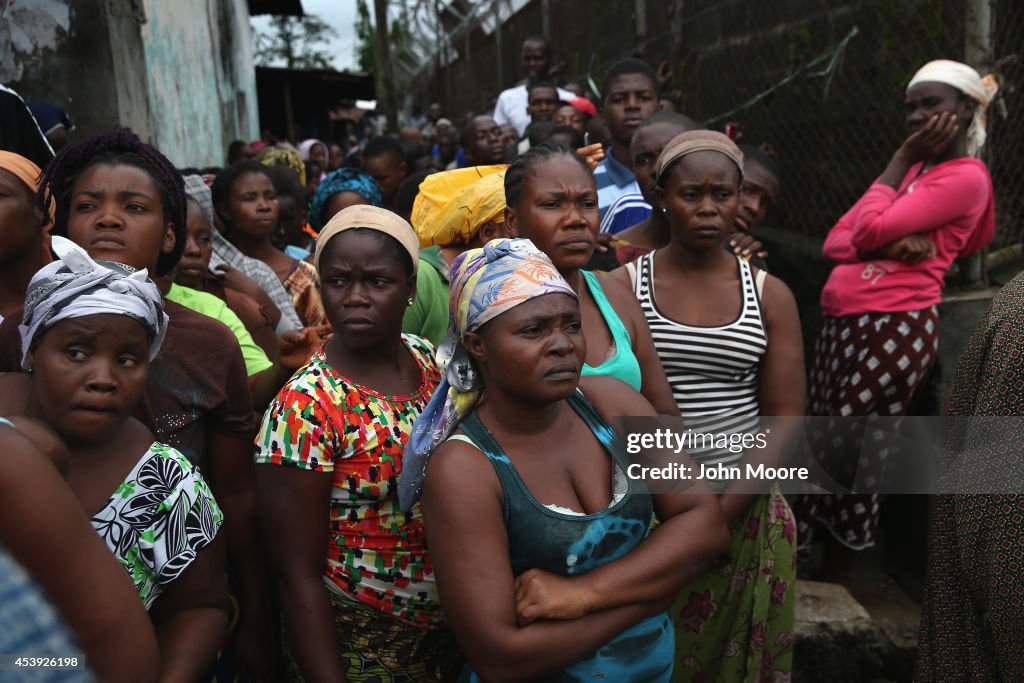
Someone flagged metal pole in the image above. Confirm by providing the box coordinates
[435,0,448,113]
[494,1,503,88]
[670,0,684,60]
[961,0,994,285]
[635,0,647,50]
[464,23,472,113]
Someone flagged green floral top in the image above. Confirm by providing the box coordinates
[90,442,223,610]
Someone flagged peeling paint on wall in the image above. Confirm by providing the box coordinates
[139,0,257,167]
[1,0,71,82]
[4,0,255,167]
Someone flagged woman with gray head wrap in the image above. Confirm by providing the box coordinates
[3,234,229,682]
[20,236,168,370]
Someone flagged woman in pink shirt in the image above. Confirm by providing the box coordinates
[796,60,997,578]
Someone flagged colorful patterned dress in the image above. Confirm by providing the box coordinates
[255,335,462,681]
[90,442,223,610]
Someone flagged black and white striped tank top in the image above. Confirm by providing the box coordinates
[632,251,768,466]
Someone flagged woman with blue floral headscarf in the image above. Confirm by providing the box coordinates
[309,167,384,232]
[400,237,729,682]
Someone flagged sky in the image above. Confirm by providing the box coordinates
[250,0,360,72]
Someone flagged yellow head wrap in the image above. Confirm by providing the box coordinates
[257,146,307,186]
[410,165,508,247]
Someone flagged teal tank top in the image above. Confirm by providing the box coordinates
[460,392,673,682]
[580,270,643,391]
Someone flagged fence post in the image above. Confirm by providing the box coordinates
[965,0,994,68]
[635,0,648,51]
[373,0,399,133]
[670,0,684,59]
[495,2,503,89]
[961,0,995,285]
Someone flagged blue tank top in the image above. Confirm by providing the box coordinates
[580,270,643,391]
[460,392,672,682]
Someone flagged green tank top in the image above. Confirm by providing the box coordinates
[459,392,673,682]
[580,270,642,391]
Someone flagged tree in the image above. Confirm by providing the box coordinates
[354,1,417,87]
[354,0,377,76]
[253,15,335,70]
[373,0,399,132]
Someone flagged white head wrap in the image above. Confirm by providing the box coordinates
[907,59,999,158]
[19,236,169,370]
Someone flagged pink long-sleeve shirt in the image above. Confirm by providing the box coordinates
[820,158,994,317]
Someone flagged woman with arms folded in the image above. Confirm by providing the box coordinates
[795,60,997,578]
[400,238,729,682]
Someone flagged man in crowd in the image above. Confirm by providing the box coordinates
[594,58,660,234]
[492,36,574,138]
[461,115,506,167]
[362,135,408,211]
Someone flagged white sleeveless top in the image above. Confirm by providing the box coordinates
[632,251,768,467]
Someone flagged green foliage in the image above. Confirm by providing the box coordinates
[388,18,416,78]
[253,15,336,70]
[354,0,416,91]
[355,0,376,74]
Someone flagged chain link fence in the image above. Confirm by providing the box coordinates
[988,0,1022,249]
[420,0,1020,248]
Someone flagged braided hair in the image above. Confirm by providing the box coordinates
[38,126,187,276]
[503,143,591,209]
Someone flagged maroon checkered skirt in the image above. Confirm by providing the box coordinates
[794,306,939,549]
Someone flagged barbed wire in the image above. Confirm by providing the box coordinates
[417,0,1018,247]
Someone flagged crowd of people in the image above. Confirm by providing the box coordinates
[0,31,1016,683]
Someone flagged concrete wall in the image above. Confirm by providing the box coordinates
[2,0,257,167]
[0,0,71,83]
[107,0,155,144]
[139,0,257,167]
[1,0,128,138]
[220,0,260,148]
